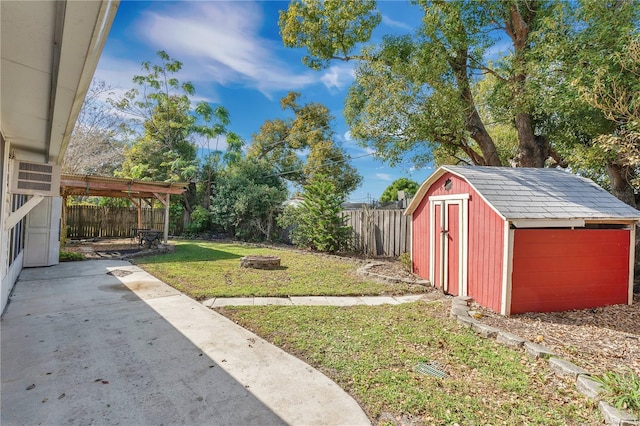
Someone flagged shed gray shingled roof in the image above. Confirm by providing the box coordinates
[444,165,640,221]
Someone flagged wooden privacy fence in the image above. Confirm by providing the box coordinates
[342,208,411,257]
[66,205,411,256]
[66,205,172,239]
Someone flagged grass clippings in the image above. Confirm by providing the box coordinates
[220,301,602,425]
[134,241,427,299]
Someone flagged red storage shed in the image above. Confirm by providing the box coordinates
[405,166,640,315]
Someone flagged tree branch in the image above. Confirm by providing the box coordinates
[468,56,508,82]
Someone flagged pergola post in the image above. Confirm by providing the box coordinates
[137,197,143,229]
[153,192,171,244]
[164,193,170,244]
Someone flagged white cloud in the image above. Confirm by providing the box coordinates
[93,54,222,109]
[376,173,392,181]
[365,147,378,155]
[298,147,311,157]
[192,133,228,151]
[135,2,319,98]
[320,64,355,91]
[92,56,144,99]
[381,14,413,31]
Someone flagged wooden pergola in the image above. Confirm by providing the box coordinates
[60,174,189,244]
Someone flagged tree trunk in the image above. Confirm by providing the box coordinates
[607,162,637,208]
[450,49,502,167]
[505,2,548,168]
[607,161,640,285]
[202,174,211,210]
[515,113,547,167]
[266,210,273,242]
[465,106,503,166]
[181,182,197,216]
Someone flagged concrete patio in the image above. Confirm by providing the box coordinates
[1,260,370,425]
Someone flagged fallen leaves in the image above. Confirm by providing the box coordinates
[477,296,640,376]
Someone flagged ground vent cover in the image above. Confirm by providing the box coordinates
[415,361,446,378]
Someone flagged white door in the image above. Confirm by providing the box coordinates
[24,196,61,267]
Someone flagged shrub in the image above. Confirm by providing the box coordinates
[278,177,352,253]
[398,252,412,272]
[185,205,211,235]
[59,251,86,262]
[210,159,287,242]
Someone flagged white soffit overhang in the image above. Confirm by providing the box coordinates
[1,0,119,164]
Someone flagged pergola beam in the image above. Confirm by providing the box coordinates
[60,174,188,196]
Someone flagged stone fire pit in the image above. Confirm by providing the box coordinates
[240,255,281,270]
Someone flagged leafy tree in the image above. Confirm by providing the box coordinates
[248,92,362,194]
[63,80,129,175]
[191,102,239,211]
[278,176,352,253]
[184,205,211,236]
[558,2,640,205]
[280,1,574,168]
[279,0,381,70]
[118,95,198,183]
[210,159,287,241]
[379,178,419,203]
[194,132,245,216]
[112,51,235,219]
[113,50,201,222]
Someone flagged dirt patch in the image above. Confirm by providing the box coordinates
[475,295,640,377]
[65,238,138,252]
[366,261,422,282]
[64,238,143,259]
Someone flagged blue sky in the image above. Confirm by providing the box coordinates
[94,1,433,202]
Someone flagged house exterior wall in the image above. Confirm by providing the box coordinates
[1,134,8,312]
[412,172,504,312]
[1,134,11,313]
[510,228,630,314]
[1,136,26,314]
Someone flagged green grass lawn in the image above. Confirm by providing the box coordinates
[133,240,426,299]
[220,301,601,425]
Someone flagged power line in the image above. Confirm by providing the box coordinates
[260,151,376,180]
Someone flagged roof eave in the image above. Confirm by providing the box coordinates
[507,217,640,224]
[404,166,449,215]
[404,165,507,221]
[1,0,119,164]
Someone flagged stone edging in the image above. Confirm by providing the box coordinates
[357,262,430,285]
[120,244,175,260]
[449,296,639,426]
